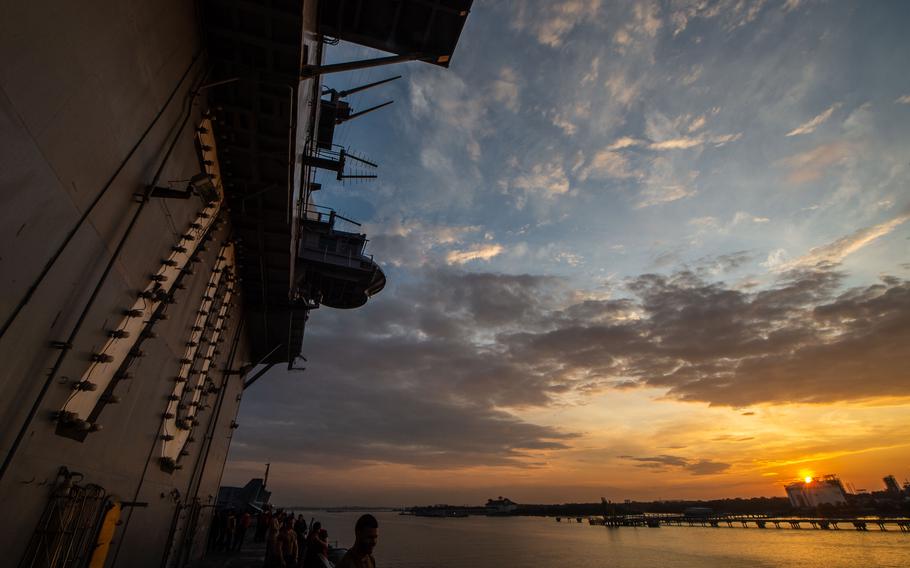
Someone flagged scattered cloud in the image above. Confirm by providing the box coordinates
[680,65,703,85]
[636,156,698,208]
[514,0,602,47]
[762,248,789,269]
[552,113,578,136]
[688,114,707,132]
[555,251,584,266]
[581,56,600,84]
[612,2,662,53]
[785,103,841,136]
[689,212,770,244]
[604,131,740,153]
[409,70,483,142]
[406,68,488,207]
[446,244,505,265]
[778,141,849,184]
[895,95,910,104]
[512,160,571,199]
[732,211,770,225]
[632,2,662,37]
[604,70,643,108]
[613,28,632,47]
[577,149,635,181]
[689,216,720,231]
[711,133,742,146]
[637,185,695,208]
[607,136,645,150]
[627,111,744,151]
[492,66,521,112]
[669,0,766,36]
[774,214,910,271]
[692,251,756,275]
[367,220,481,267]
[649,137,703,150]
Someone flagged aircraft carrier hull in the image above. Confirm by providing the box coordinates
[0,2,251,565]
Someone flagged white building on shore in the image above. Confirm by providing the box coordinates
[485,497,518,515]
[785,475,848,508]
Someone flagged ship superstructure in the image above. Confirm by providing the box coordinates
[0,1,471,566]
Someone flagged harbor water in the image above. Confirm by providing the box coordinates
[296,511,909,568]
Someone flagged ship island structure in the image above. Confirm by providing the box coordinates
[0,1,472,567]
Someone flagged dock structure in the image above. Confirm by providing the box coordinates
[577,515,910,532]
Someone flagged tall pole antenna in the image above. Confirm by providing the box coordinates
[325,75,402,102]
[337,101,395,124]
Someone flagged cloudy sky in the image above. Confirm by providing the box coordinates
[224,0,910,506]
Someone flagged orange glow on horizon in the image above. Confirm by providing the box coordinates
[226,394,910,505]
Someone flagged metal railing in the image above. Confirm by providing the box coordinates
[18,468,110,568]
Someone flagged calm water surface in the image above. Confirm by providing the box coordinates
[293,511,909,568]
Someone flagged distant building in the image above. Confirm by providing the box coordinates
[883,475,902,496]
[785,475,847,508]
[485,497,518,515]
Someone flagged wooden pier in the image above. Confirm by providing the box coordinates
[576,515,910,532]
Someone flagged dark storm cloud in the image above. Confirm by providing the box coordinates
[620,454,689,468]
[233,270,577,469]
[686,460,732,475]
[232,377,576,469]
[237,265,909,468]
[499,266,909,407]
[534,266,903,406]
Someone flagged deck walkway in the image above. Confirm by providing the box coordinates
[194,542,266,568]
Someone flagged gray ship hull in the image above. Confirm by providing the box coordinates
[0,2,253,565]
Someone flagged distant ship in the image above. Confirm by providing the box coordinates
[412,505,470,518]
[0,1,472,567]
[217,477,271,513]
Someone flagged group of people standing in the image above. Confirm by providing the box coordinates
[208,509,253,552]
[210,507,379,568]
[262,509,330,568]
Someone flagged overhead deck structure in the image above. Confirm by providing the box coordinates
[317,0,473,67]
[204,0,472,367]
[202,0,317,367]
